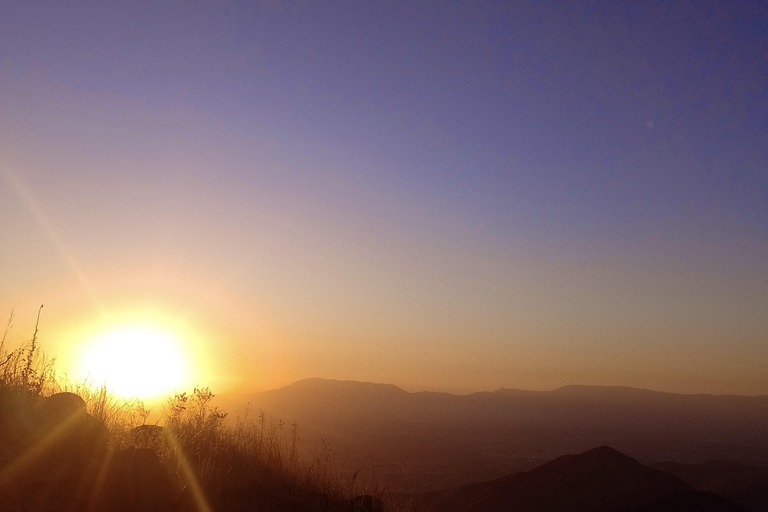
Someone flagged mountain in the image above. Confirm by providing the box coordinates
[219,379,768,493]
[416,446,748,512]
[241,378,410,423]
[228,379,768,435]
[653,460,768,511]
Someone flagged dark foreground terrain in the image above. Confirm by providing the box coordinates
[3,378,768,511]
[0,386,381,512]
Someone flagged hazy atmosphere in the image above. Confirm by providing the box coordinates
[2,0,767,397]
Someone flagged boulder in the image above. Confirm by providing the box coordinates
[130,424,165,450]
[7,392,111,511]
[40,392,109,463]
[44,392,87,422]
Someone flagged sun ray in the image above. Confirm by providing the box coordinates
[165,430,214,512]
[0,162,107,318]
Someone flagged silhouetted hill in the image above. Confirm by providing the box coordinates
[222,379,768,492]
[419,446,688,511]
[654,460,768,511]
[237,378,411,425]
[417,446,748,512]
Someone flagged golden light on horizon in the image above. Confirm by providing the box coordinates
[78,324,193,400]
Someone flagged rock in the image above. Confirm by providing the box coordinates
[130,424,165,450]
[40,392,108,463]
[44,392,87,422]
[8,393,111,511]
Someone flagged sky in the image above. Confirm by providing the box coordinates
[1,0,767,396]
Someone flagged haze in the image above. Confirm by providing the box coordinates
[1,1,766,396]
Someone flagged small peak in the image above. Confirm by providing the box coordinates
[564,445,629,462]
[492,387,522,393]
[531,445,650,476]
[584,445,623,456]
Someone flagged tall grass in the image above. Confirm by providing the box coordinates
[0,308,56,397]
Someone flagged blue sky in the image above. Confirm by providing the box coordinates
[1,1,767,394]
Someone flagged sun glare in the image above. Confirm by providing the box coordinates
[80,325,192,400]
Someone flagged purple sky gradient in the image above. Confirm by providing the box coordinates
[1,1,767,394]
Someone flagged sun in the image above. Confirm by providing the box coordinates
[79,324,192,400]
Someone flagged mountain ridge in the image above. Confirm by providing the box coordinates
[260,378,768,398]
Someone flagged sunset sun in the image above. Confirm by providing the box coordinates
[79,325,192,400]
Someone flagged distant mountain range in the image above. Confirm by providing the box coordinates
[219,379,768,494]
[228,378,768,437]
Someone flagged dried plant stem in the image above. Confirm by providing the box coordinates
[23,304,43,384]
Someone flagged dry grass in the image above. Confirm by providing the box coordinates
[0,309,415,511]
